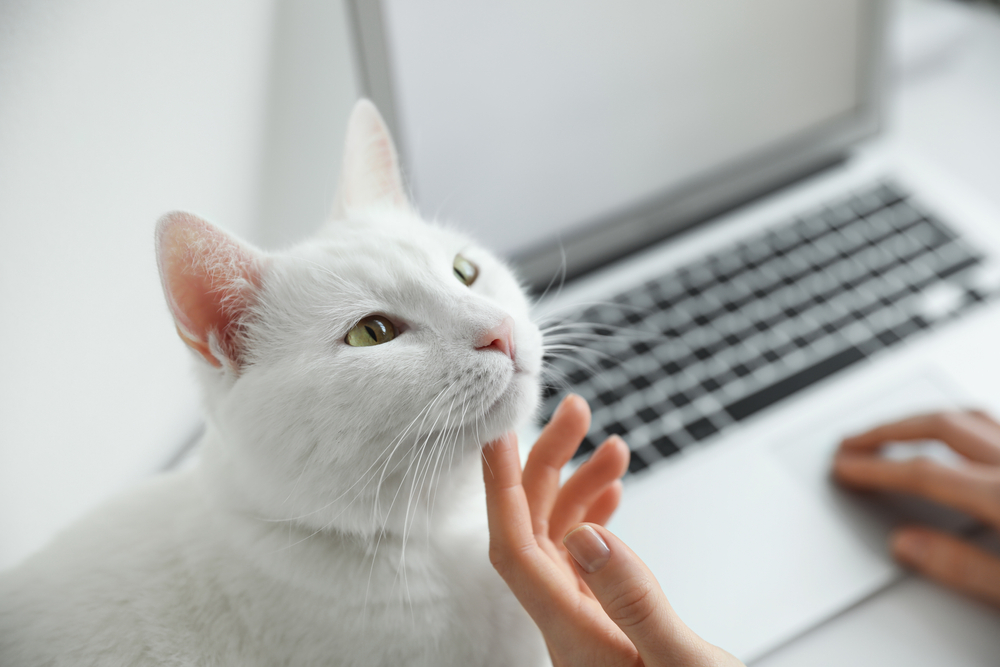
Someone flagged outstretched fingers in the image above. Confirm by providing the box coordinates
[482,429,612,651]
[840,411,1000,465]
[548,436,630,542]
[834,453,1000,526]
[482,432,537,566]
[892,527,1000,607]
[521,395,591,536]
[584,481,623,527]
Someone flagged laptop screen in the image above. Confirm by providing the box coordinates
[352,0,881,283]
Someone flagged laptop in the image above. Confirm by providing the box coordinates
[346,1,1000,661]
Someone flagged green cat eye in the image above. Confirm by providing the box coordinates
[345,315,397,347]
[453,254,478,286]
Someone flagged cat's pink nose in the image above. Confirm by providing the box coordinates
[476,316,516,362]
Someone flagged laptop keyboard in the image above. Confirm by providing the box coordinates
[540,182,999,474]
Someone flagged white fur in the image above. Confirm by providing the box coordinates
[0,101,548,666]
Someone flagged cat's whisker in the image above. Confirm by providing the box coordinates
[373,388,452,518]
[426,389,470,538]
[378,400,450,608]
[262,393,444,526]
[541,348,616,373]
[393,408,451,615]
[402,391,457,553]
[543,351,604,381]
[372,386,452,521]
[531,243,569,306]
[538,351,619,395]
[281,385,450,620]
[532,297,644,320]
[541,323,660,343]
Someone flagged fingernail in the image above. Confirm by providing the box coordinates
[893,530,929,562]
[564,525,611,573]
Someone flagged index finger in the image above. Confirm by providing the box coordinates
[522,394,591,536]
[482,433,594,632]
[834,453,1000,525]
[840,412,1000,465]
[482,432,537,562]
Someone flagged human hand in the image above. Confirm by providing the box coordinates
[834,410,1000,606]
[483,394,742,667]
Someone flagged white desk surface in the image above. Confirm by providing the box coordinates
[756,1,1000,664]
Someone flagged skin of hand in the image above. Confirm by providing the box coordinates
[834,410,1000,606]
[482,394,743,667]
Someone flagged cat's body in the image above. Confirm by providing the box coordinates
[0,101,548,666]
[4,462,537,666]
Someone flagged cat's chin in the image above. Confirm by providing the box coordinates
[474,368,540,446]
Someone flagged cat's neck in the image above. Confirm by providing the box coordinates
[197,423,485,544]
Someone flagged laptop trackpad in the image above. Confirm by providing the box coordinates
[610,370,974,662]
[773,371,975,556]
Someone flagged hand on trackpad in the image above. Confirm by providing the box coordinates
[832,411,993,536]
[772,373,977,543]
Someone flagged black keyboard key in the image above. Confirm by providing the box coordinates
[651,434,679,457]
[627,451,649,474]
[724,346,866,422]
[685,418,719,441]
[875,329,901,347]
[669,391,692,408]
[596,389,619,406]
[701,377,721,393]
[937,256,979,280]
[632,341,653,355]
[604,421,627,436]
[573,437,597,459]
[637,407,660,423]
[890,317,921,341]
[692,346,712,361]
[631,375,651,390]
[662,360,683,376]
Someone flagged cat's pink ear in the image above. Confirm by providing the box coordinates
[155,212,264,370]
[331,99,410,216]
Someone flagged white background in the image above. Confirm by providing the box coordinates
[0,0,357,570]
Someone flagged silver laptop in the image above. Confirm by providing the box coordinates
[347,1,1000,661]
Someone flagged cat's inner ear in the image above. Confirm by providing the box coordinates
[331,99,409,217]
[155,212,264,370]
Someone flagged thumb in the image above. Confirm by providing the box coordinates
[563,523,725,667]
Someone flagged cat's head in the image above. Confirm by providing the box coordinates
[156,100,542,536]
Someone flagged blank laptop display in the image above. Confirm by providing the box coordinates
[351,0,877,282]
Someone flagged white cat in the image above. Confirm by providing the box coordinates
[0,100,549,666]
